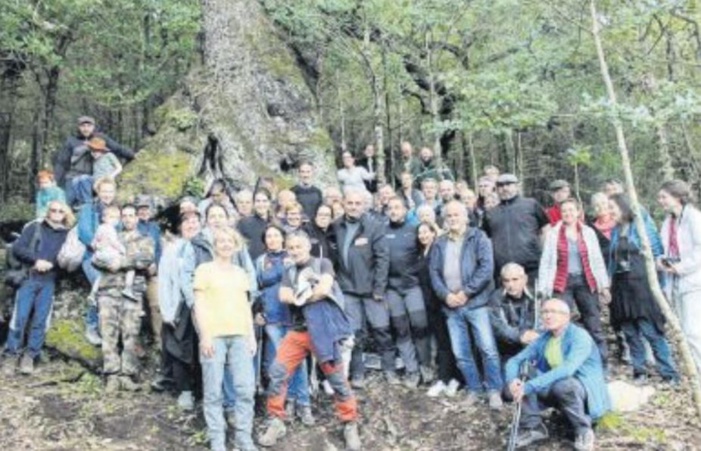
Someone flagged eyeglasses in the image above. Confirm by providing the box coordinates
[49,208,65,214]
[541,309,569,316]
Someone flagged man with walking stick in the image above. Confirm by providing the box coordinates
[505,298,611,451]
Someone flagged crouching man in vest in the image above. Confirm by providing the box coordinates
[258,230,360,450]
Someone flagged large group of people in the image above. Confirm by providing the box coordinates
[3,116,701,451]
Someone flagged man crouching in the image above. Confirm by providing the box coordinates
[259,230,360,450]
[506,298,611,451]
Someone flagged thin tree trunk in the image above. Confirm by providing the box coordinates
[383,47,393,187]
[656,123,675,180]
[590,0,701,419]
[336,70,346,151]
[468,132,478,188]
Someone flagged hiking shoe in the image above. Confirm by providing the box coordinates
[119,375,141,392]
[426,380,446,398]
[662,376,681,388]
[296,405,316,426]
[85,328,102,346]
[420,365,435,384]
[488,390,503,410]
[461,391,479,408]
[105,375,121,393]
[343,422,361,451]
[404,372,421,389]
[515,424,549,449]
[350,377,365,390]
[385,371,401,386]
[633,373,648,386]
[258,417,286,447]
[1,356,18,376]
[322,379,335,395]
[150,374,173,392]
[445,379,460,397]
[574,428,595,451]
[19,354,34,375]
[177,391,194,411]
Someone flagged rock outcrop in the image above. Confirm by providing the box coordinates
[120,0,335,202]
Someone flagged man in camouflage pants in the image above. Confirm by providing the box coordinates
[94,204,155,392]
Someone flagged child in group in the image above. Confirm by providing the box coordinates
[35,170,66,218]
[89,137,122,180]
[89,205,138,303]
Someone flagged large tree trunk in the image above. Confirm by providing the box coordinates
[120,0,335,200]
[590,0,701,419]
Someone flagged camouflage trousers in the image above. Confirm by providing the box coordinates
[99,294,142,376]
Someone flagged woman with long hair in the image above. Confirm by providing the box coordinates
[238,188,274,261]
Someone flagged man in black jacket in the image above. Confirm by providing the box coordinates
[482,174,549,282]
[53,116,135,206]
[488,263,539,362]
[290,161,323,221]
[332,188,390,388]
[385,197,431,388]
[2,201,72,375]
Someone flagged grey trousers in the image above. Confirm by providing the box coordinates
[521,377,591,434]
[344,293,394,380]
[386,286,430,373]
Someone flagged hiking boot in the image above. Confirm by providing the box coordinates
[296,405,316,426]
[445,379,460,397]
[515,423,549,449]
[85,328,102,346]
[343,422,361,451]
[258,417,286,447]
[19,354,34,375]
[1,356,18,376]
[150,374,173,392]
[119,375,141,392]
[420,365,435,384]
[385,371,401,386]
[404,372,421,389]
[426,380,446,398]
[488,390,503,410]
[574,428,595,451]
[105,375,121,393]
[350,377,365,390]
[177,391,194,411]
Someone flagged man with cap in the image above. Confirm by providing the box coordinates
[53,115,135,206]
[546,179,571,225]
[482,174,549,282]
[135,195,163,350]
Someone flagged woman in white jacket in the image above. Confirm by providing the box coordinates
[658,179,701,373]
[537,198,610,363]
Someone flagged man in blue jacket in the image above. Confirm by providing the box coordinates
[429,200,503,409]
[506,298,611,451]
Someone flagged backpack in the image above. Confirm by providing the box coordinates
[4,221,42,288]
[57,227,86,272]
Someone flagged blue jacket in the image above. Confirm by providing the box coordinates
[428,228,494,310]
[77,200,107,261]
[608,212,663,275]
[255,251,291,325]
[505,323,611,420]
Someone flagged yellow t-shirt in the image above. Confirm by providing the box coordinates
[193,262,252,338]
[545,335,564,369]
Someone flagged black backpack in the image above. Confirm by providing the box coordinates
[4,221,42,287]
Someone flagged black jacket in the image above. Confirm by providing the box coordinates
[482,196,549,273]
[291,184,323,220]
[237,214,269,261]
[332,214,389,297]
[53,131,135,186]
[303,222,336,265]
[488,288,537,356]
[386,219,420,292]
[13,220,69,281]
[357,156,378,193]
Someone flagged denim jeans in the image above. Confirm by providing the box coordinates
[201,336,256,451]
[82,257,100,334]
[5,277,55,358]
[620,319,679,380]
[69,175,94,207]
[265,323,311,406]
[445,305,503,392]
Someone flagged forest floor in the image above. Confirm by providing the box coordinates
[0,273,700,449]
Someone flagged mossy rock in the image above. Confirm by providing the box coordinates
[119,150,193,203]
[45,317,102,370]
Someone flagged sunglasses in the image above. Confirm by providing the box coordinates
[49,208,66,214]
